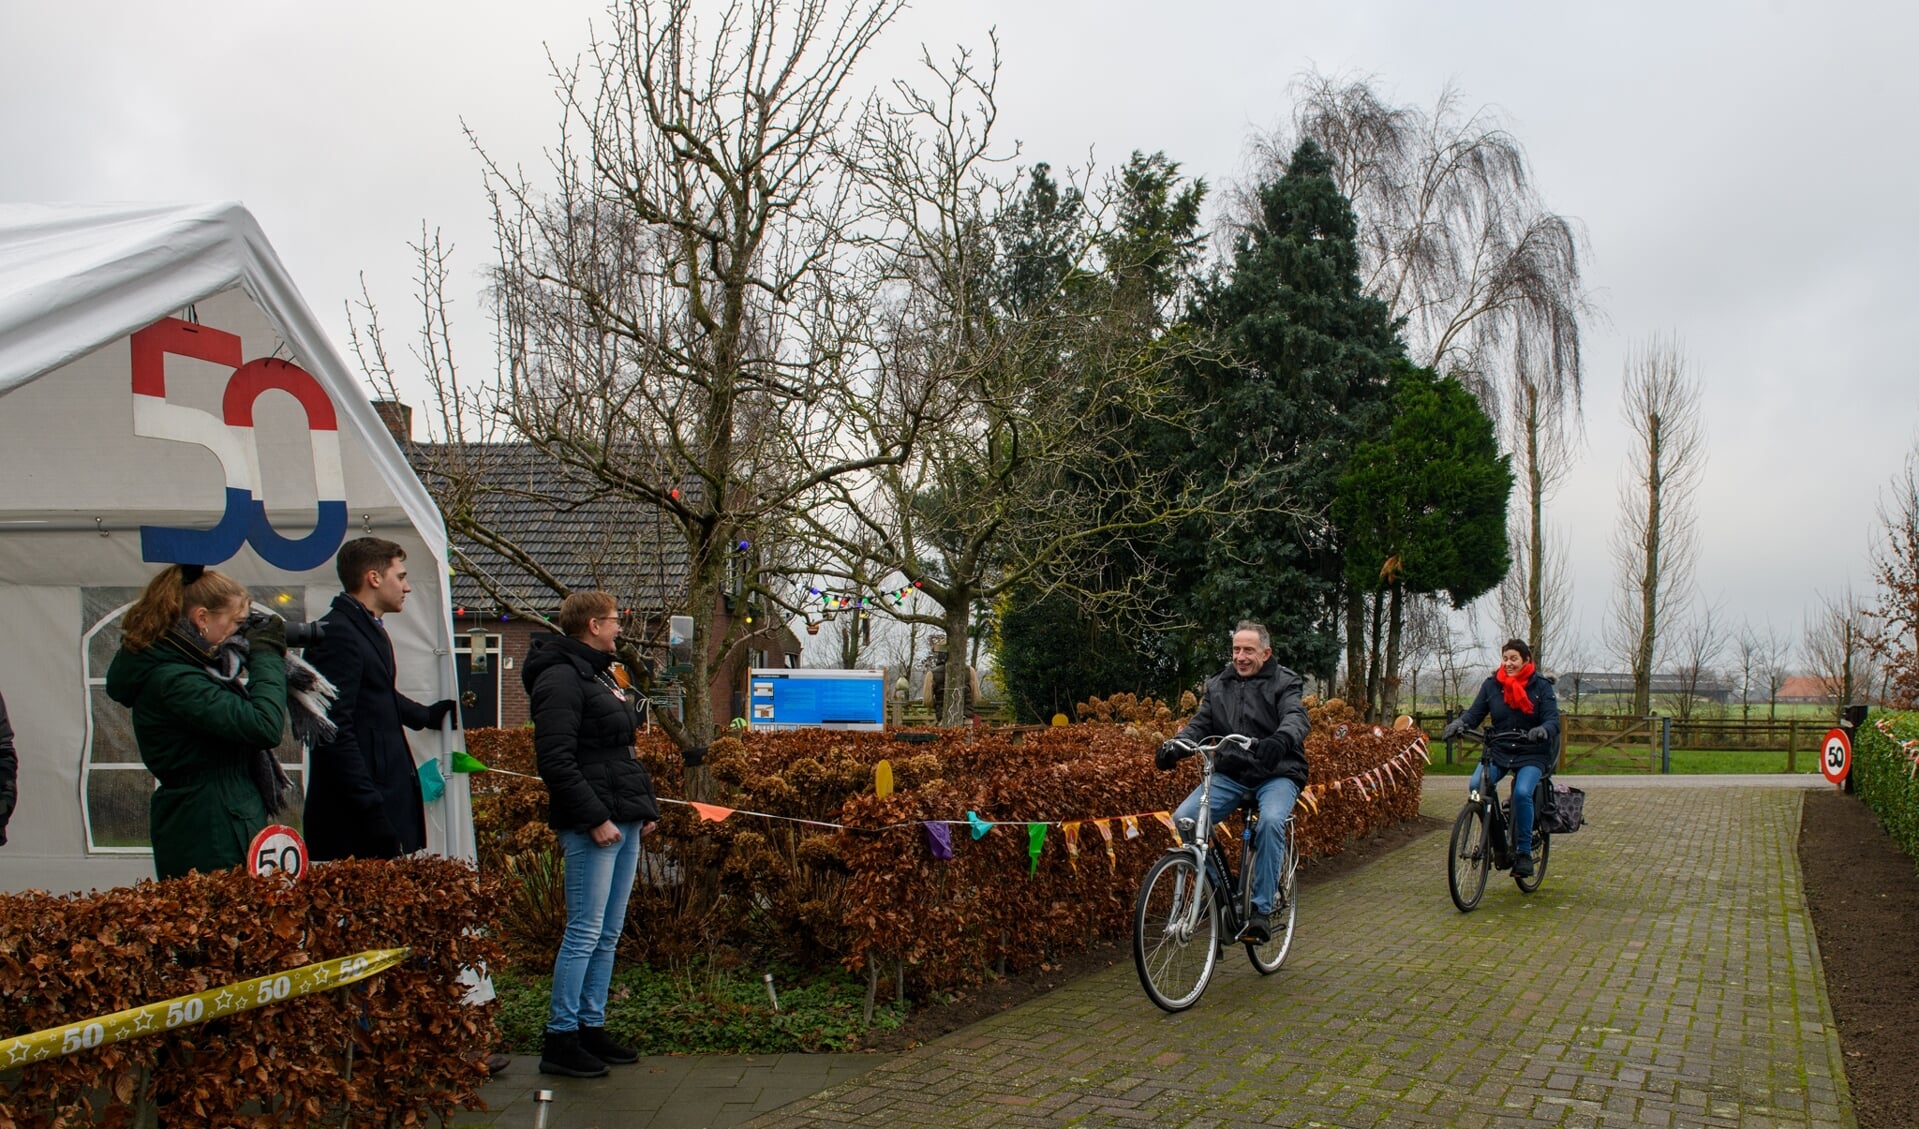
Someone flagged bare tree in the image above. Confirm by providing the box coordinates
[1498,517,1572,670]
[1244,73,1591,658]
[1662,601,1726,723]
[454,0,912,767]
[1758,621,1794,721]
[1804,587,1876,720]
[1867,446,1919,707]
[799,44,1235,725]
[1604,336,1705,716]
[1731,620,1765,722]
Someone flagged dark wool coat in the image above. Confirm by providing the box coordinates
[1175,657,1313,788]
[302,594,444,860]
[105,633,287,879]
[523,633,659,831]
[1456,671,1561,771]
[0,691,15,846]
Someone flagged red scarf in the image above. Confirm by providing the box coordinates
[1496,662,1536,713]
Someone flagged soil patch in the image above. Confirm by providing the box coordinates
[858,813,1447,1052]
[1799,788,1919,1129]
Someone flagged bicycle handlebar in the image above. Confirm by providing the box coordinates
[1168,734,1254,760]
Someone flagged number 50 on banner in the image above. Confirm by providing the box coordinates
[0,947,409,1068]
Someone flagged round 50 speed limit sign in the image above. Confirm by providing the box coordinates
[1820,728,1852,786]
[248,824,309,879]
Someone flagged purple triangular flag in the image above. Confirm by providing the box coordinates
[924,821,953,861]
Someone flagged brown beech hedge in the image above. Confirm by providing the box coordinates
[0,857,501,1127]
[466,707,1424,999]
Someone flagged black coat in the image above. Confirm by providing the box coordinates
[1175,658,1313,788]
[523,633,659,830]
[1456,670,1560,771]
[302,594,445,860]
[0,691,16,846]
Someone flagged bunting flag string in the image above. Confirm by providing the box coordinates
[463,738,1433,838]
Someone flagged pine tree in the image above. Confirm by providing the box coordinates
[1167,139,1403,687]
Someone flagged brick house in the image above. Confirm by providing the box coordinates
[374,402,801,732]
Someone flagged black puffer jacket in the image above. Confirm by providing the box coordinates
[1175,657,1312,788]
[523,633,659,831]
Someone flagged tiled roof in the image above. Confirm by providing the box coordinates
[406,442,690,614]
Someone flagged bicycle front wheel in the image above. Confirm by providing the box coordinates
[1133,851,1221,1012]
[1246,844,1297,975]
[1447,804,1491,912]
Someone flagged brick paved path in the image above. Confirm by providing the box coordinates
[744,781,1852,1128]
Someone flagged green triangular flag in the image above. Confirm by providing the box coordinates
[1027,822,1047,876]
[450,750,490,774]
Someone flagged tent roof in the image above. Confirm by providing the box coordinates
[0,202,445,559]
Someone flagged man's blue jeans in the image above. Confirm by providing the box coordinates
[1469,762,1544,855]
[1172,774,1299,914]
[548,822,642,1033]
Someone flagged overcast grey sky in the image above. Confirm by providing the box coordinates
[5,0,1916,671]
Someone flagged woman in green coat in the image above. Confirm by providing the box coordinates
[106,564,290,880]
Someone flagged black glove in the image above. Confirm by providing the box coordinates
[1154,740,1185,771]
[364,826,405,859]
[1527,726,1550,743]
[1255,732,1296,765]
[682,745,708,768]
[427,699,458,728]
[1439,718,1465,740]
[245,614,287,657]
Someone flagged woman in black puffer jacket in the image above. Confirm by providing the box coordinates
[523,591,658,1079]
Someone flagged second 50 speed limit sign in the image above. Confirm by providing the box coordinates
[1820,728,1852,786]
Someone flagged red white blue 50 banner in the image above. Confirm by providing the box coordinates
[131,317,347,571]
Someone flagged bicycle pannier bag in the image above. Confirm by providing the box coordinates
[1545,782,1585,834]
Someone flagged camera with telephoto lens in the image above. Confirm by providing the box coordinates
[285,619,327,647]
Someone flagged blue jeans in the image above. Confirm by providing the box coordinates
[548,822,642,1032]
[1173,775,1300,914]
[1469,762,1544,855]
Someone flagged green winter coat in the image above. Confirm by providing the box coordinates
[105,632,289,880]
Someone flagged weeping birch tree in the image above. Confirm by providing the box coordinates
[1242,73,1590,670]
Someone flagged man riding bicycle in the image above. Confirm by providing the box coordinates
[1154,621,1311,945]
[1441,638,1560,877]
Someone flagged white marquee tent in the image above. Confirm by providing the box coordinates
[0,202,474,894]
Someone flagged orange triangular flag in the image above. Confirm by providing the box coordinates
[1121,815,1141,840]
[690,802,736,822]
[1152,811,1177,839]
[1094,819,1118,872]
[1062,822,1082,874]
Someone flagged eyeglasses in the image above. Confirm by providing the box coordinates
[591,616,620,625]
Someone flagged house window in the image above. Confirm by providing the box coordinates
[81,587,310,853]
[453,632,503,729]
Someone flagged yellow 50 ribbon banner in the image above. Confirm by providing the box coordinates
[0,946,410,1068]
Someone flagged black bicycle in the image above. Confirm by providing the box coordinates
[1445,729,1551,912]
[1132,735,1299,1012]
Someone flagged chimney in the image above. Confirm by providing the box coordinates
[371,401,413,444]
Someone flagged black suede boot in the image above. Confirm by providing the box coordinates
[580,1025,640,1065]
[539,1029,608,1078]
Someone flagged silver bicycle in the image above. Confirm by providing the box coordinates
[1132,734,1299,1012]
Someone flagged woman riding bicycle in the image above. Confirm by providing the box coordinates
[1440,639,1559,878]
[1154,620,1311,945]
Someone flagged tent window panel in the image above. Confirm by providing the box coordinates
[85,767,154,849]
[85,587,139,669]
[87,687,141,763]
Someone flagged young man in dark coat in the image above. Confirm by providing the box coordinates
[1154,620,1312,945]
[302,537,454,860]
